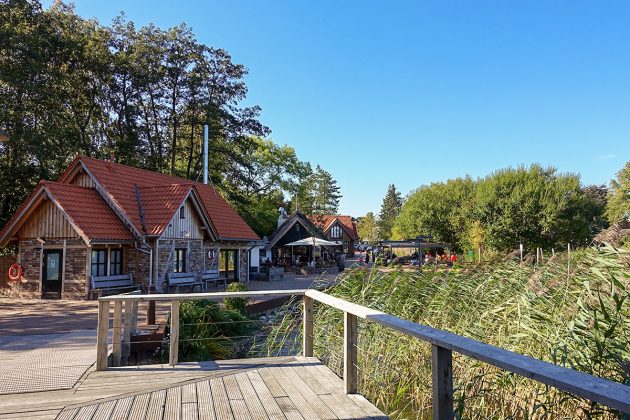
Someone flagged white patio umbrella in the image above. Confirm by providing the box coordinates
[285,237,341,265]
[285,237,341,247]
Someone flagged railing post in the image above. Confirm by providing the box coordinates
[431,344,454,420]
[169,300,180,366]
[147,300,156,325]
[112,300,123,367]
[344,311,358,394]
[131,300,138,334]
[96,300,110,371]
[123,300,132,363]
[303,295,313,357]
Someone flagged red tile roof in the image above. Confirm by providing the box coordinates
[44,182,134,241]
[137,185,193,236]
[307,215,359,240]
[61,156,258,240]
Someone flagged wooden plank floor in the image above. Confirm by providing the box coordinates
[0,357,387,420]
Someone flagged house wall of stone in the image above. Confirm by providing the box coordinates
[155,239,204,291]
[62,246,87,299]
[123,247,151,292]
[9,239,89,299]
[0,254,17,297]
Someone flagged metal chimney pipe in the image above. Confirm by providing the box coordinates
[203,124,209,184]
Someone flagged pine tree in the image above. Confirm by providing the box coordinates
[378,184,402,239]
[312,165,342,214]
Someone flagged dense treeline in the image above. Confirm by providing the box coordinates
[359,162,629,252]
[391,164,623,251]
[0,0,341,236]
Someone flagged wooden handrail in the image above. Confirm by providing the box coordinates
[305,289,630,415]
[95,288,630,417]
[97,289,307,302]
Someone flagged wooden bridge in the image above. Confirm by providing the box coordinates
[4,289,629,419]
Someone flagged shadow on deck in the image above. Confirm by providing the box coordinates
[47,356,387,420]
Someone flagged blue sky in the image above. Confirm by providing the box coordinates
[51,1,629,216]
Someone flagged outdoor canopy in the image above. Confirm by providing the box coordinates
[285,236,341,247]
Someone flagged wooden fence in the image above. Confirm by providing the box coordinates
[97,290,630,418]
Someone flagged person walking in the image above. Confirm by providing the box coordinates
[365,250,371,265]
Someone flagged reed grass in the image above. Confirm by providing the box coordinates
[264,244,630,419]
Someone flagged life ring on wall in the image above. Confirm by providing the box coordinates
[8,263,23,282]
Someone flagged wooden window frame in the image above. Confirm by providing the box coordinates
[91,249,108,277]
[174,248,187,273]
[109,249,123,276]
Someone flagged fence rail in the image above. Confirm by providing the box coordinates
[97,289,630,418]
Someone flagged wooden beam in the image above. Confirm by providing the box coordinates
[431,345,453,420]
[112,301,123,367]
[169,300,180,366]
[123,300,132,363]
[344,311,357,394]
[303,295,313,357]
[99,289,307,302]
[96,301,110,371]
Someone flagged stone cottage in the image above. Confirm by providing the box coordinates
[0,156,259,299]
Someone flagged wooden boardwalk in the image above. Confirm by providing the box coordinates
[0,356,387,420]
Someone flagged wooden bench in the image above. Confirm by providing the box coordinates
[260,266,284,281]
[167,272,202,293]
[200,269,225,290]
[91,273,138,299]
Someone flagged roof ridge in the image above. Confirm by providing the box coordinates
[79,156,206,187]
[42,181,95,190]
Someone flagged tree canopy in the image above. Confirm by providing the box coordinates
[357,212,378,243]
[605,161,630,223]
[377,184,402,240]
[392,164,610,252]
[0,0,341,237]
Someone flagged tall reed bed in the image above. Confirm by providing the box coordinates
[264,245,630,419]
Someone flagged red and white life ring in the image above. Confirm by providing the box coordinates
[8,263,23,282]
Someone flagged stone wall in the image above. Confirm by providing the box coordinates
[0,254,17,296]
[7,239,89,299]
[62,246,87,299]
[239,248,248,282]
[155,239,204,291]
[124,247,151,292]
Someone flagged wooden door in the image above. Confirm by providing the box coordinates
[42,250,63,299]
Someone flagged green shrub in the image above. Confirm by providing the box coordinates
[170,299,257,361]
[224,282,249,315]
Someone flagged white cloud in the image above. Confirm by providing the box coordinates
[594,154,618,160]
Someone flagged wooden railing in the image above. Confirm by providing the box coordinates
[97,289,630,418]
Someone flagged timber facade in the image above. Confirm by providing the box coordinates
[0,156,259,299]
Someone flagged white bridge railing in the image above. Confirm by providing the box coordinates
[97,289,630,418]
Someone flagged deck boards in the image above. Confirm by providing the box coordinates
[2,356,387,420]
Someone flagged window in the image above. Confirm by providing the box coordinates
[330,225,343,239]
[220,249,239,282]
[174,248,187,273]
[91,249,107,277]
[179,205,185,219]
[110,249,123,276]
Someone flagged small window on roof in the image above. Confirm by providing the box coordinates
[180,206,185,219]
